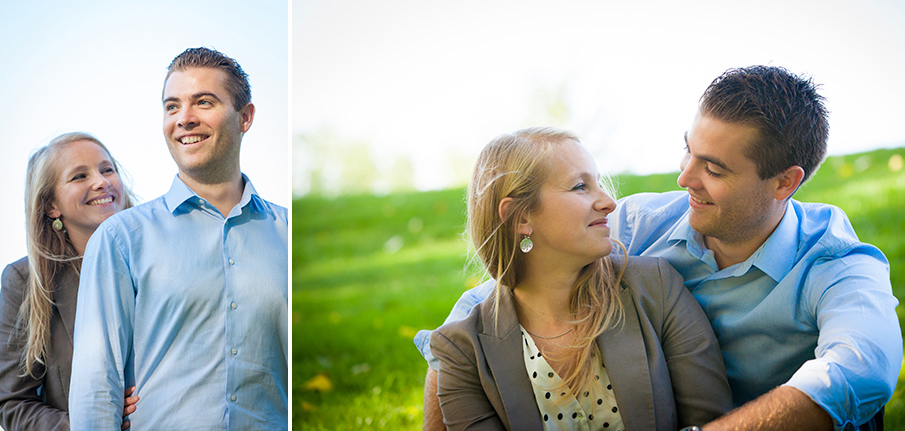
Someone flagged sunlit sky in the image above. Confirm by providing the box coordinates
[2,1,905,266]
[294,0,905,195]
[0,0,289,266]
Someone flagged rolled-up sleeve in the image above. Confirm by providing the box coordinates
[784,249,902,430]
[415,281,494,370]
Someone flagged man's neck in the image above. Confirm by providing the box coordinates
[704,205,787,270]
[179,171,244,217]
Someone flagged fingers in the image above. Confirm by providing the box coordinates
[124,386,136,397]
[121,419,130,431]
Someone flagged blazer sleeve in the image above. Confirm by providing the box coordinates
[655,257,732,426]
[430,328,506,431]
[0,261,70,431]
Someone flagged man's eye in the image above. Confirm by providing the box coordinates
[705,167,722,178]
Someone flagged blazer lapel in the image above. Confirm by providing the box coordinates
[597,285,656,430]
[54,264,78,351]
[478,287,544,431]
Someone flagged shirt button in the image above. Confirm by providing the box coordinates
[231,348,238,355]
[230,395,237,402]
[199,199,206,206]
[228,258,235,265]
[231,302,238,309]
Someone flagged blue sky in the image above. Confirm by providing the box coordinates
[0,0,289,266]
[3,0,905,266]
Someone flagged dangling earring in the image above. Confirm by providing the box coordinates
[519,235,533,253]
[52,218,63,231]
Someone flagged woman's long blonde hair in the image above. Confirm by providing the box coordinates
[467,126,626,399]
[18,132,135,377]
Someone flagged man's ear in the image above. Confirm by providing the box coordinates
[774,165,805,201]
[239,102,255,133]
[45,202,61,219]
[499,197,532,235]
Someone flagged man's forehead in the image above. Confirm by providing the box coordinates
[688,114,761,170]
[163,67,228,96]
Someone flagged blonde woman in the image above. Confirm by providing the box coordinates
[0,133,139,431]
[429,127,731,430]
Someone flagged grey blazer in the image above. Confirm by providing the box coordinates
[0,257,75,431]
[430,256,732,431]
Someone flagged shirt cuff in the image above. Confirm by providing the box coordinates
[414,329,440,370]
[783,358,881,431]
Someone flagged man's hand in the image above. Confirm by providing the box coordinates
[121,386,140,431]
[703,386,832,431]
[423,368,446,431]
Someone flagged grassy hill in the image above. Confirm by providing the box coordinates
[292,147,905,430]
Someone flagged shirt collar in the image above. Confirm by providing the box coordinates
[163,173,265,217]
[668,212,702,253]
[748,200,798,282]
[667,201,797,281]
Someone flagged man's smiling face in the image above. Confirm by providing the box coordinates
[162,67,252,184]
[677,111,779,245]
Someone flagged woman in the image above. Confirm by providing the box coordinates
[430,127,731,430]
[0,132,139,430]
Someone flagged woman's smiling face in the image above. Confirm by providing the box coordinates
[523,141,616,268]
[46,140,125,247]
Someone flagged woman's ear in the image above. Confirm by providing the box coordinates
[499,197,532,235]
[45,202,61,219]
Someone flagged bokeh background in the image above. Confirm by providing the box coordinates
[294,0,905,196]
[293,0,905,429]
[0,0,290,267]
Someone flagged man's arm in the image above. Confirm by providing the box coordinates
[416,281,494,429]
[415,280,495,369]
[703,386,832,431]
[706,247,901,431]
[69,223,134,430]
[423,367,445,431]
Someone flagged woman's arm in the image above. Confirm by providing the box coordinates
[0,261,69,430]
[430,330,505,431]
[655,258,733,427]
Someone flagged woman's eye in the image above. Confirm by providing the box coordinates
[71,173,86,181]
[572,183,587,191]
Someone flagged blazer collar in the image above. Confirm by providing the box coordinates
[54,263,79,349]
[478,275,657,430]
[478,285,544,430]
[597,283,656,430]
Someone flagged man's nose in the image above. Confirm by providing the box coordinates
[177,107,199,128]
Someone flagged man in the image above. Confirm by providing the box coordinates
[69,47,288,430]
[416,66,901,430]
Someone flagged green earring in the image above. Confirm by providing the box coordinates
[52,218,63,231]
[519,235,533,253]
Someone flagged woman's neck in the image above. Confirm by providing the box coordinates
[513,263,579,333]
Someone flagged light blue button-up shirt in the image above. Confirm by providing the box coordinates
[415,190,901,430]
[70,175,288,431]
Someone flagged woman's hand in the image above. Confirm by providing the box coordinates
[121,386,139,430]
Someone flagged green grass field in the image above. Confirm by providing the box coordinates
[293,147,905,429]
